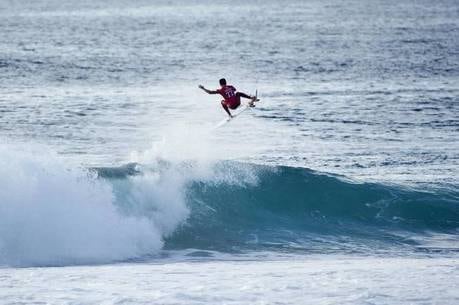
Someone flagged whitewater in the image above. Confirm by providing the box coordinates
[1,0,458,304]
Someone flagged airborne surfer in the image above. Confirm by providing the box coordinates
[199,78,258,118]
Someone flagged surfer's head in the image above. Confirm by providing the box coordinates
[219,78,227,86]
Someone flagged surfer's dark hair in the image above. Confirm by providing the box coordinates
[219,78,227,86]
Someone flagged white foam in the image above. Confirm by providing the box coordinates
[0,144,188,266]
[2,256,458,304]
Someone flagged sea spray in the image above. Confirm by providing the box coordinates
[0,144,186,266]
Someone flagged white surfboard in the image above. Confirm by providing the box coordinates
[213,104,250,129]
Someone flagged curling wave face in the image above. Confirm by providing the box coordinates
[99,161,459,255]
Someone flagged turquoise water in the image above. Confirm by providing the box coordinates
[101,161,459,255]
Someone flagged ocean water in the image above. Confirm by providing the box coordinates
[1,0,458,304]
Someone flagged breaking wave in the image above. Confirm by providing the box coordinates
[0,144,457,267]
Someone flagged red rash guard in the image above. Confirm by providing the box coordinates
[217,85,240,109]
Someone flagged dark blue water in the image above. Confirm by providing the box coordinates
[0,0,458,186]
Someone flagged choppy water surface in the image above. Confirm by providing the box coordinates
[0,1,458,304]
[1,0,458,184]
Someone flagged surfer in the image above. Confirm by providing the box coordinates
[199,78,257,118]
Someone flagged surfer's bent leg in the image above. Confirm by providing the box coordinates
[236,92,251,99]
[236,92,256,107]
[221,100,232,117]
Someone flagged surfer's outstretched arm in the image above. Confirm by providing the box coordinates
[199,85,218,94]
